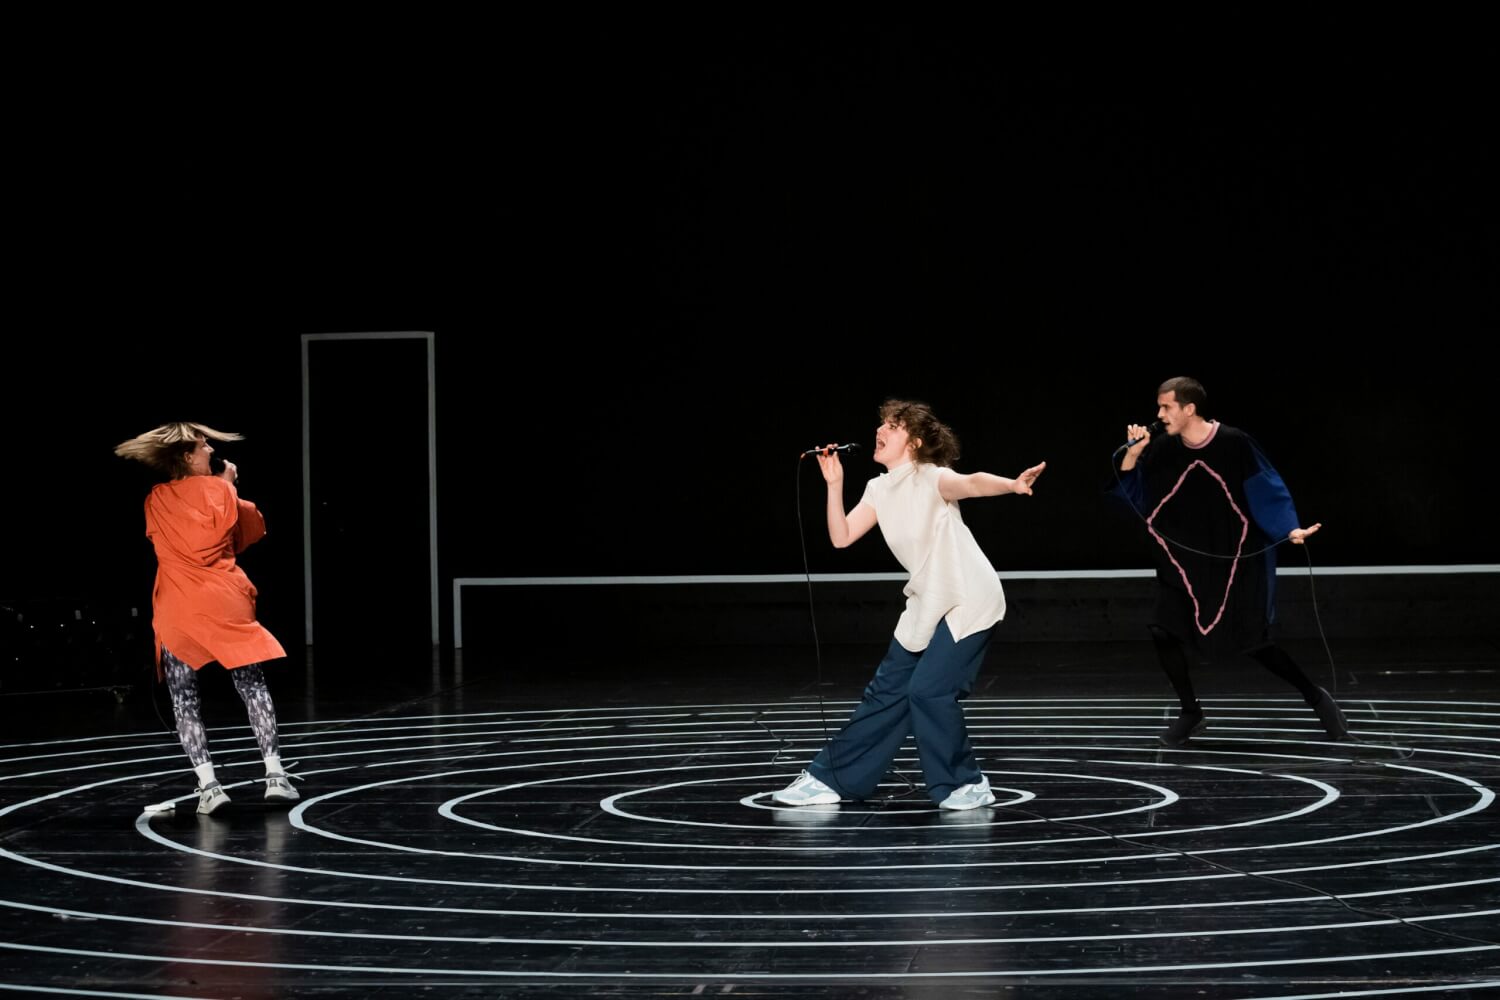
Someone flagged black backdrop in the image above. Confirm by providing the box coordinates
[4,24,1493,665]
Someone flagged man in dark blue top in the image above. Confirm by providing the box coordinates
[1111,377,1352,746]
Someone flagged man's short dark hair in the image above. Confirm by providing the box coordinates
[1157,377,1206,412]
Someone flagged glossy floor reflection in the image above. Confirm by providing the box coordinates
[2,639,1497,998]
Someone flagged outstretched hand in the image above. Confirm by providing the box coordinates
[1289,523,1322,544]
[1012,461,1047,496]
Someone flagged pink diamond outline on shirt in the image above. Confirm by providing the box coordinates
[1147,459,1248,636]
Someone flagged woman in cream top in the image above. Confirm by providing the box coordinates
[773,400,1045,811]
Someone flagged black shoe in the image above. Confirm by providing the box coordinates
[1311,687,1356,742]
[1159,709,1206,747]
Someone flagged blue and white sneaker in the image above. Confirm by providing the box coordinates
[939,775,996,811]
[772,770,841,806]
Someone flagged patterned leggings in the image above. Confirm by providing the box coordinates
[162,647,280,766]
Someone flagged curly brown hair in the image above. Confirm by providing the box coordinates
[878,399,960,468]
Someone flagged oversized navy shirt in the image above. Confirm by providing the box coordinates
[1109,421,1300,655]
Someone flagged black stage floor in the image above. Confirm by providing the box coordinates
[2,639,1497,998]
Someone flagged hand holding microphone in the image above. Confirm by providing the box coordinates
[802,443,859,487]
[1117,420,1164,456]
[799,443,860,458]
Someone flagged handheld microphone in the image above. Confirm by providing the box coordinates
[1117,421,1165,453]
[800,443,861,458]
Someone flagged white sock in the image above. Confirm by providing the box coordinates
[264,754,282,776]
[193,762,216,788]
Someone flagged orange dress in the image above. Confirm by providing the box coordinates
[145,475,286,674]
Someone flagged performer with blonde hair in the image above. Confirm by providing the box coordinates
[116,422,297,814]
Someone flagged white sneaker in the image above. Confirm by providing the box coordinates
[772,770,841,806]
[264,773,300,803]
[196,781,231,815]
[939,775,996,811]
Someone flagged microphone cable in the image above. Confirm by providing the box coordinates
[763,447,921,803]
